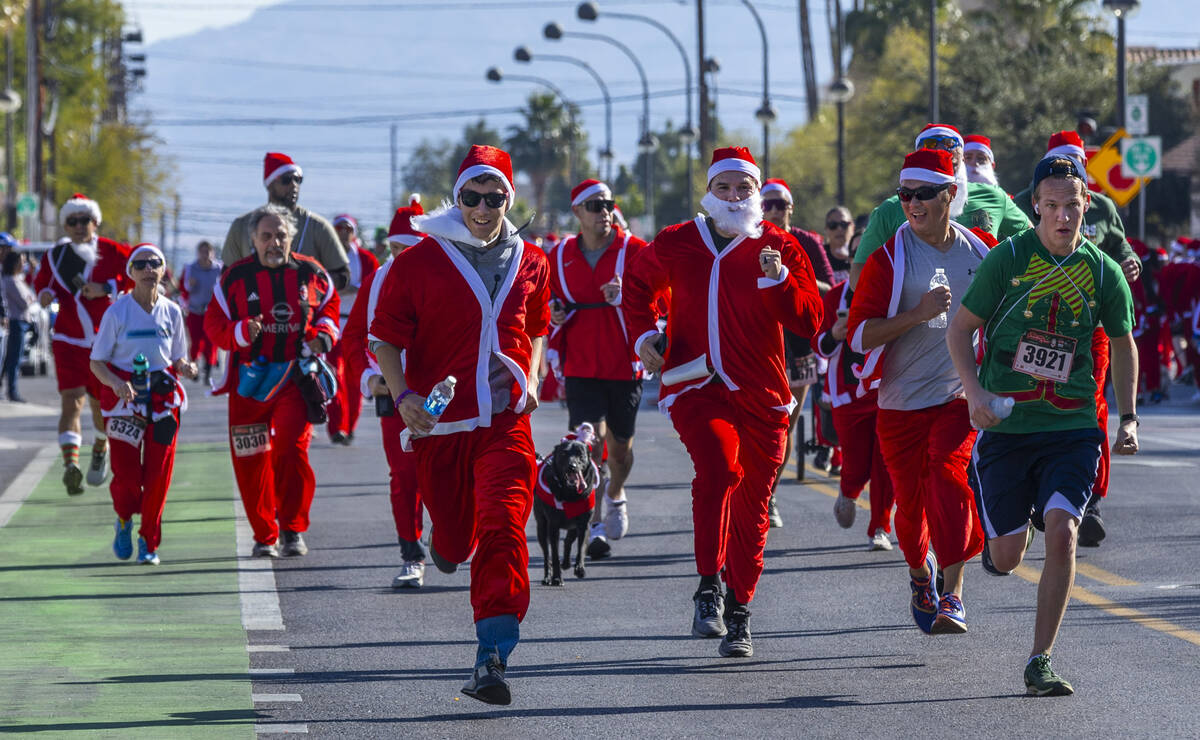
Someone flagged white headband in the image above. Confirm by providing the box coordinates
[571,182,612,206]
[964,141,994,161]
[707,158,761,185]
[760,183,792,203]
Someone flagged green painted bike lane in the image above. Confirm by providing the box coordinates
[0,443,257,737]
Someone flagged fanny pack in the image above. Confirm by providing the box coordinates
[237,359,295,402]
[295,355,338,423]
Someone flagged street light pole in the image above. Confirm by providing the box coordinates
[486,66,577,187]
[577,2,697,215]
[739,0,775,176]
[928,0,938,121]
[515,46,614,182]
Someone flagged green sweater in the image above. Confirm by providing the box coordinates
[1012,185,1134,265]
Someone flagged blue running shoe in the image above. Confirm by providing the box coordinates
[909,550,939,634]
[113,518,134,560]
[137,537,159,565]
[931,593,967,633]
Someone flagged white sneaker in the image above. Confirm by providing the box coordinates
[869,531,893,551]
[86,446,110,487]
[604,496,629,540]
[833,495,857,529]
[392,560,425,589]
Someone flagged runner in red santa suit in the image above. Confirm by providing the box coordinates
[325,213,379,445]
[813,279,895,551]
[547,178,650,560]
[205,204,340,559]
[846,149,994,635]
[369,145,550,706]
[34,193,132,495]
[624,146,823,659]
[89,244,198,566]
[342,196,430,589]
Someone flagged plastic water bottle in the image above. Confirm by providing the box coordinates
[423,375,457,418]
[928,268,950,328]
[238,355,269,397]
[131,353,151,413]
[990,396,1015,419]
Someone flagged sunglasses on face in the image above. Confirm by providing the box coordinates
[919,135,962,151]
[762,198,789,212]
[826,220,852,230]
[65,216,92,228]
[896,183,952,202]
[131,258,164,271]
[583,199,616,213]
[278,174,303,186]
[459,190,507,209]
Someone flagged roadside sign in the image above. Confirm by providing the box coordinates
[16,192,36,215]
[1121,136,1162,179]
[1126,94,1149,136]
[1085,129,1147,208]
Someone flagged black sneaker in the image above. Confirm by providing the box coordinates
[62,462,84,496]
[691,585,726,637]
[718,600,753,657]
[461,656,511,705]
[1078,501,1105,547]
[280,530,308,556]
[813,447,831,473]
[330,431,349,446]
[429,535,458,574]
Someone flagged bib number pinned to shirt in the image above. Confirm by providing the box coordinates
[107,415,146,447]
[231,423,271,458]
[1012,329,1075,383]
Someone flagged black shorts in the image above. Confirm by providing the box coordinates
[970,427,1104,538]
[564,377,643,442]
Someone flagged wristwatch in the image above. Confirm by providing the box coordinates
[1119,413,1139,426]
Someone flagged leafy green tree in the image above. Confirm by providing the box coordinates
[403,118,502,206]
[505,92,585,231]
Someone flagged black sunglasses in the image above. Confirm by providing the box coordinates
[65,216,93,227]
[583,199,616,213]
[459,190,507,209]
[762,198,789,212]
[278,173,303,186]
[131,258,164,271]
[826,220,852,230]
[896,183,952,202]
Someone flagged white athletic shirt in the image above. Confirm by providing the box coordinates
[91,292,186,372]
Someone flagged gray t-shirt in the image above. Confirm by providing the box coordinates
[452,224,521,413]
[877,229,982,411]
[182,260,222,315]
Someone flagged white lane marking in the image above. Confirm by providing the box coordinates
[0,445,58,529]
[1135,432,1199,451]
[0,437,21,450]
[0,402,57,418]
[247,645,291,652]
[252,693,302,703]
[1112,459,1195,468]
[235,496,286,631]
[255,724,308,734]
[249,668,295,676]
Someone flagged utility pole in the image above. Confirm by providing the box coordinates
[159,207,166,250]
[25,0,40,239]
[389,122,398,209]
[928,0,938,121]
[798,0,818,122]
[696,0,710,159]
[5,27,15,230]
[172,192,181,267]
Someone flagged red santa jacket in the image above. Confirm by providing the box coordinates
[813,281,880,408]
[623,216,823,416]
[343,256,393,401]
[33,237,131,347]
[204,252,340,395]
[1158,261,1200,329]
[847,221,996,380]
[343,244,380,320]
[548,226,648,381]
[367,234,551,436]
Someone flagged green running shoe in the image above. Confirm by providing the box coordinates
[1024,654,1074,696]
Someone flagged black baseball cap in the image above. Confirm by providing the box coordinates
[1031,155,1084,191]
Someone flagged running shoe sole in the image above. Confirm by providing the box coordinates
[63,464,84,496]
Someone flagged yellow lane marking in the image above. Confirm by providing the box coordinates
[783,462,869,509]
[1013,565,1200,648]
[1075,562,1138,587]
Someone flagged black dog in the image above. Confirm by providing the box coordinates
[533,428,599,586]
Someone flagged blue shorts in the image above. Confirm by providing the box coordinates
[969,427,1104,538]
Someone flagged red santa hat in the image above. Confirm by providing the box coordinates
[387,195,426,247]
[611,204,629,231]
[899,149,956,185]
[1046,131,1086,162]
[570,179,612,206]
[60,193,102,226]
[332,214,358,233]
[914,123,963,149]
[760,178,792,203]
[453,145,515,203]
[263,152,301,188]
[707,146,761,185]
[125,243,165,278]
[963,134,994,162]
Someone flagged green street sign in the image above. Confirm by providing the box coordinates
[1121,136,1161,179]
[15,192,36,215]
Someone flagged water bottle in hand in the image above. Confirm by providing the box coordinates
[423,376,457,419]
[928,268,950,329]
[131,353,151,413]
[989,395,1015,420]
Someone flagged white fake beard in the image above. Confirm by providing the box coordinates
[949,163,970,218]
[73,241,97,265]
[701,191,763,239]
[966,161,998,186]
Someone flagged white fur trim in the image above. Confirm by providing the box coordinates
[387,234,423,246]
[125,245,165,278]
[1046,144,1086,162]
[760,182,791,203]
[453,164,515,202]
[264,163,301,187]
[963,141,994,161]
[411,202,516,249]
[707,158,761,185]
[60,197,102,226]
[571,182,612,206]
[756,264,790,289]
[914,126,963,148]
[899,168,955,185]
[234,320,251,348]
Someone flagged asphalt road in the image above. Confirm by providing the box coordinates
[2,370,1199,738]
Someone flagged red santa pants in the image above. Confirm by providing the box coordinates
[832,399,894,537]
[670,383,788,605]
[185,311,218,366]
[380,413,423,542]
[227,383,315,545]
[1136,315,1162,393]
[876,399,982,571]
[1091,330,1111,499]
[108,412,179,552]
[412,411,536,623]
[325,343,363,438]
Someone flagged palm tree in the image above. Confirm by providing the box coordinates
[505,93,583,230]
